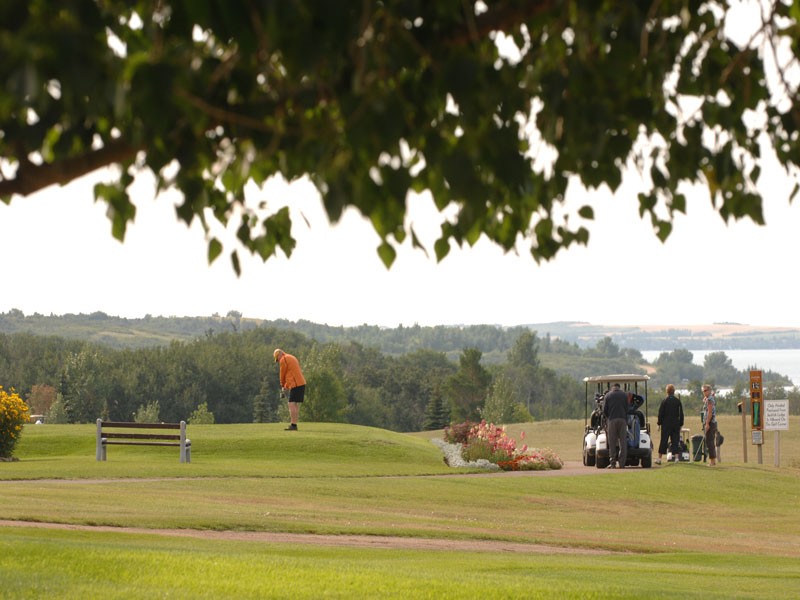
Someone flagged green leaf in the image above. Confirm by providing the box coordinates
[655,220,672,242]
[94,182,135,242]
[207,238,223,264]
[671,193,687,215]
[230,251,241,277]
[434,237,451,262]
[377,241,396,268]
[637,192,657,218]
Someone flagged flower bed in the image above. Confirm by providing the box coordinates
[439,420,562,471]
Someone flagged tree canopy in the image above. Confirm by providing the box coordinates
[1,1,798,272]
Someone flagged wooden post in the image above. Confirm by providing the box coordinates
[741,400,748,464]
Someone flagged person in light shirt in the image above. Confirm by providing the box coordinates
[701,384,718,466]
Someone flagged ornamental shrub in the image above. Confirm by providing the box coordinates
[134,400,160,423]
[461,438,512,464]
[467,421,528,459]
[443,420,475,444]
[189,402,215,424]
[498,448,564,471]
[0,386,29,460]
[446,419,563,472]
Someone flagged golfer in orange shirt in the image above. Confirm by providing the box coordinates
[274,348,306,431]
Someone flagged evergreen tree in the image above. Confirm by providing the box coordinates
[59,371,73,424]
[444,348,492,422]
[422,394,450,431]
[252,377,278,423]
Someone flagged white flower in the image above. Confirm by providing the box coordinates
[430,438,500,470]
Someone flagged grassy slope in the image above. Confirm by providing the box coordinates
[2,420,799,598]
[4,422,456,479]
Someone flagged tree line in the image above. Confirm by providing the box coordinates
[0,328,598,430]
[1,327,796,431]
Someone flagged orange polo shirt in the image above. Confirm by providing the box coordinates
[279,353,306,389]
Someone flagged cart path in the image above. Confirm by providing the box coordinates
[0,518,616,555]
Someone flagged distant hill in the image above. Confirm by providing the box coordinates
[525,321,800,350]
[2,309,800,353]
[0,310,245,348]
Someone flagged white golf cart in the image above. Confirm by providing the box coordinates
[582,374,653,469]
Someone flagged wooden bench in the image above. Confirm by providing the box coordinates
[96,419,191,463]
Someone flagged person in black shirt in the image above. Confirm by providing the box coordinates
[656,383,684,464]
[603,383,630,469]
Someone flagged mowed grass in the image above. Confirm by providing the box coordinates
[2,418,800,598]
[4,527,799,600]
[3,422,456,479]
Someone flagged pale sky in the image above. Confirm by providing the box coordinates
[2,1,799,330]
[1,146,799,329]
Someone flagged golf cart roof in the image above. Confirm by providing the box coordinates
[583,374,650,384]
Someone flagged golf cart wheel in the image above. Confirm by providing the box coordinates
[583,442,596,467]
[596,455,610,469]
[641,454,652,468]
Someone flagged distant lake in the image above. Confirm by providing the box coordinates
[640,348,800,386]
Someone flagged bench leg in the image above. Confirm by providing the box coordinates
[180,421,190,463]
[181,440,191,463]
[96,419,104,461]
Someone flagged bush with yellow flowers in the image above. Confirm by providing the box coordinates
[0,386,29,460]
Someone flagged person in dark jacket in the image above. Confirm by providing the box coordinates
[602,383,630,469]
[656,383,684,464]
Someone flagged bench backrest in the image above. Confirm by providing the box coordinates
[96,419,190,462]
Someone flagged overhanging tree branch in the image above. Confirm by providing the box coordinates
[0,139,138,198]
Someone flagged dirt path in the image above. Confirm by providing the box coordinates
[0,519,613,555]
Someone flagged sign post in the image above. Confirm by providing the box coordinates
[739,399,748,464]
[750,370,763,464]
[764,399,790,467]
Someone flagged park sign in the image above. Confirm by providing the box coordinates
[750,370,763,445]
[764,399,790,468]
[764,400,790,431]
[750,370,763,430]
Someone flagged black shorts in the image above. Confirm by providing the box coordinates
[288,385,305,403]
